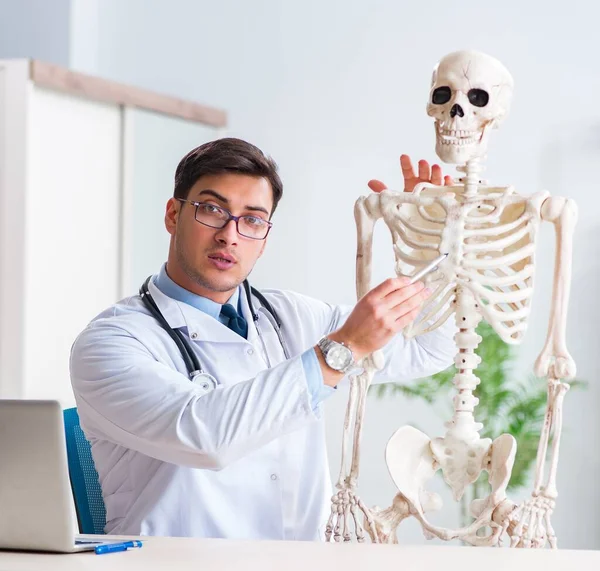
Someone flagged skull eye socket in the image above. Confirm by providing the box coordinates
[468,88,489,107]
[431,86,451,105]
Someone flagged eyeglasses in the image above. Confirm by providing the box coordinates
[177,199,273,240]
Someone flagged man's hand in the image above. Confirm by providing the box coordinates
[316,278,432,387]
[315,154,449,387]
[331,277,431,362]
[368,154,453,194]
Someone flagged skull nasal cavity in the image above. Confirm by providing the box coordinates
[450,104,464,118]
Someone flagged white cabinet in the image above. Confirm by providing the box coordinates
[0,59,226,406]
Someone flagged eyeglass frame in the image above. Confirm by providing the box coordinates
[176,198,273,240]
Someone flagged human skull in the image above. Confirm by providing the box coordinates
[426,50,514,164]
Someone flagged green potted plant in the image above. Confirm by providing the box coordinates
[370,321,585,527]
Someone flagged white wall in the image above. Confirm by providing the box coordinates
[69,0,600,549]
[0,0,71,65]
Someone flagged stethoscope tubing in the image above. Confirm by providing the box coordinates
[139,277,289,390]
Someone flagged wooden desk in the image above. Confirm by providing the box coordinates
[0,536,599,570]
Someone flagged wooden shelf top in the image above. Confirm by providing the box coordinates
[28,60,227,128]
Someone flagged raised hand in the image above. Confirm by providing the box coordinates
[368,154,453,194]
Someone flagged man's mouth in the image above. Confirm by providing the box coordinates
[208,253,237,269]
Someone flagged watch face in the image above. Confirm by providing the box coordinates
[326,344,352,370]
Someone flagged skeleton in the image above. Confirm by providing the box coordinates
[326,50,577,548]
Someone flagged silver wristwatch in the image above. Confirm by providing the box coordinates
[317,337,357,374]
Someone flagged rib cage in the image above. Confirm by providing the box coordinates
[380,185,547,344]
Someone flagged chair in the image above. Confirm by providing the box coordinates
[63,407,106,534]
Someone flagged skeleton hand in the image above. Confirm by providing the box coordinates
[534,349,576,380]
[507,495,557,549]
[367,154,454,194]
[325,486,378,543]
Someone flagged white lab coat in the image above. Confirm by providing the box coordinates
[70,277,456,540]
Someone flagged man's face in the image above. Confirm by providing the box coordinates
[165,173,273,299]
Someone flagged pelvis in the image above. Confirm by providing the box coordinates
[385,425,516,530]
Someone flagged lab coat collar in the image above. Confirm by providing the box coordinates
[147,277,256,344]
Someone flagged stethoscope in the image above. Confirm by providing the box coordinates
[139,276,291,394]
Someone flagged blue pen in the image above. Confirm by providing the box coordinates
[95,540,143,555]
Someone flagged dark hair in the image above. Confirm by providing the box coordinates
[174,137,283,217]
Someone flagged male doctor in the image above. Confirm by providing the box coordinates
[70,137,456,540]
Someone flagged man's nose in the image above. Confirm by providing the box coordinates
[214,219,239,244]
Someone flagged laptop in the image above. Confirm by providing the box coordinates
[0,399,117,552]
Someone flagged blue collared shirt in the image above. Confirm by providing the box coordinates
[154,264,333,409]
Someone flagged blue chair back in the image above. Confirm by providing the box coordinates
[63,407,106,534]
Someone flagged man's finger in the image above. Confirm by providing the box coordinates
[381,281,427,307]
[431,164,443,186]
[369,276,412,299]
[395,307,422,329]
[391,289,428,319]
[400,154,416,183]
[418,160,430,182]
[367,179,387,193]
[444,175,454,186]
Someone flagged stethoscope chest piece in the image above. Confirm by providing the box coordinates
[191,372,218,395]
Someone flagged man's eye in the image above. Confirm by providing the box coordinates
[245,216,264,226]
[201,204,220,214]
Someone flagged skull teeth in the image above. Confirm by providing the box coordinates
[437,127,481,146]
[441,138,476,146]
[439,128,477,138]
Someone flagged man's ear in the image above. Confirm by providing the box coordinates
[165,198,180,236]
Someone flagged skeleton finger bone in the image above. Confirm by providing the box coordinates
[325,488,377,543]
[507,495,555,549]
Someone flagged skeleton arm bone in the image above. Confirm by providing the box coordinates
[534,197,578,380]
[334,193,383,486]
[355,193,383,299]
[507,380,569,548]
[508,197,576,549]
[325,193,385,543]
[354,194,385,371]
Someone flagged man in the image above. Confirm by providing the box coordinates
[70,137,456,540]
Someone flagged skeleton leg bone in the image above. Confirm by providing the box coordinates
[364,493,411,544]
